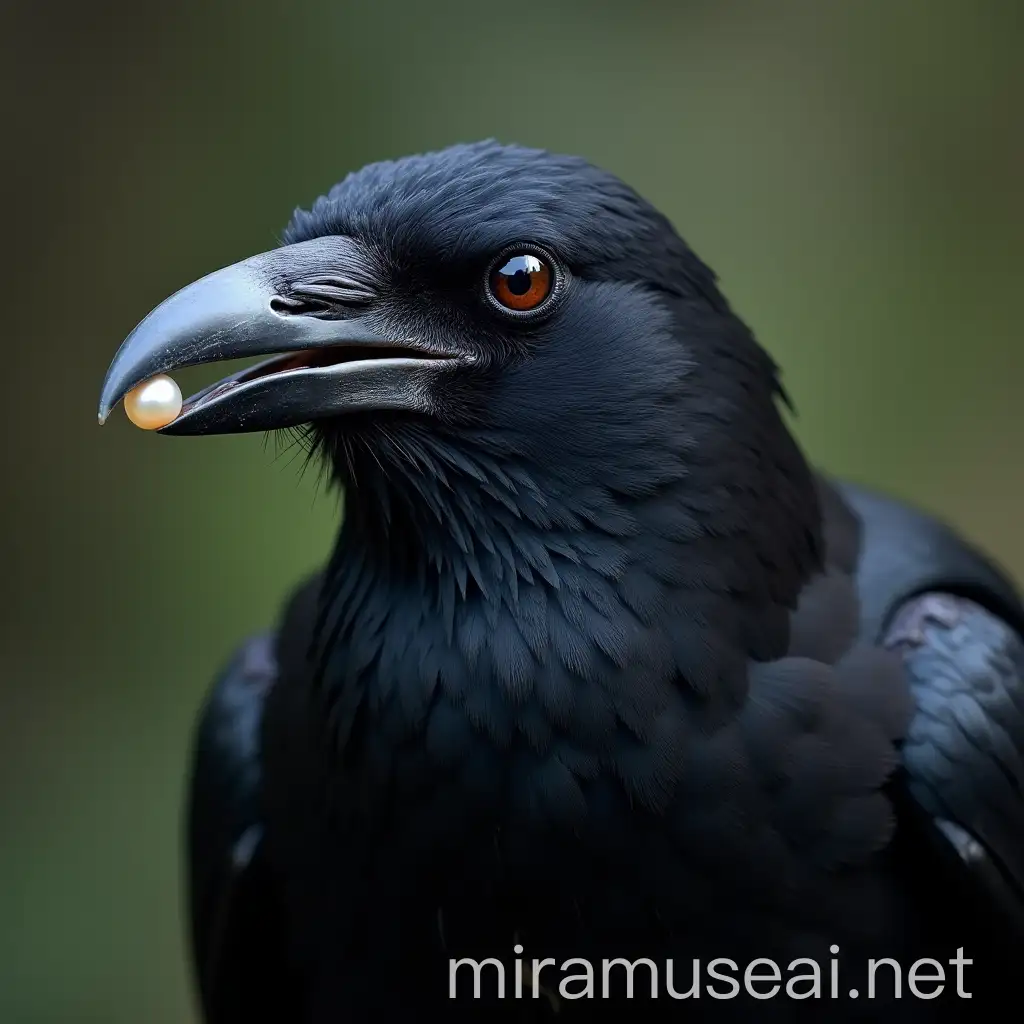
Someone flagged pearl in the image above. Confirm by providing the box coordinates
[123,374,183,430]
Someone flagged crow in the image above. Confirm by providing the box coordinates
[98,141,1024,1023]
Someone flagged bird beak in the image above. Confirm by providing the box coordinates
[97,236,463,435]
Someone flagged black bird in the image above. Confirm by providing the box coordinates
[98,142,1024,1023]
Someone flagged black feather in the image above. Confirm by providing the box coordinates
[181,142,1024,1022]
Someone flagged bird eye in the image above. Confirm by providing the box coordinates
[488,251,555,314]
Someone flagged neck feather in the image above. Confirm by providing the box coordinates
[305,420,822,772]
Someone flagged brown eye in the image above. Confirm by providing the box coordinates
[489,252,554,312]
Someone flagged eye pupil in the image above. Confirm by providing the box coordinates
[489,251,555,313]
[506,269,532,295]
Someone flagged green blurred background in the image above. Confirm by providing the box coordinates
[2,0,1021,1020]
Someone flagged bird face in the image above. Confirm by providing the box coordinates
[98,140,823,624]
[98,141,785,505]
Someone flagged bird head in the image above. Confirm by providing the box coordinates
[99,141,821,601]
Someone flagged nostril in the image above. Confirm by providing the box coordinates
[271,278,375,319]
[270,295,330,317]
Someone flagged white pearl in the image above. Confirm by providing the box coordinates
[123,374,183,430]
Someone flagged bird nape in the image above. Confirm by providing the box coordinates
[98,141,1024,1024]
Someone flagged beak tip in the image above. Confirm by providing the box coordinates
[98,373,123,425]
[97,396,114,425]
